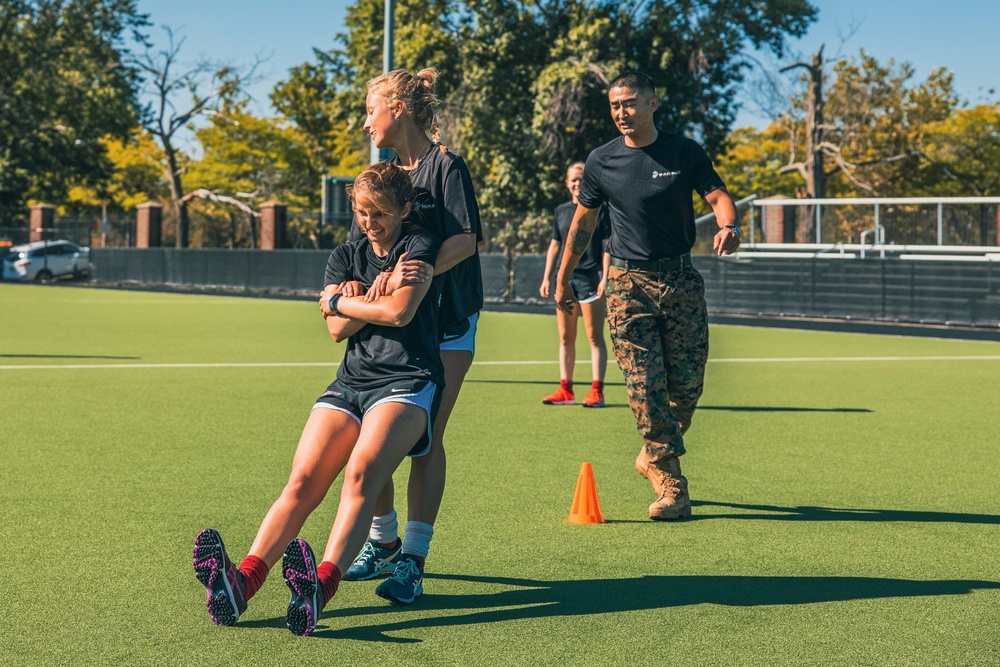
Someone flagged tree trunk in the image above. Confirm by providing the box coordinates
[805,48,826,200]
[164,145,189,248]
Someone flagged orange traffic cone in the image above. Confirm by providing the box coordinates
[566,462,605,524]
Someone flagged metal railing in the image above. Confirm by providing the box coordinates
[751,196,1000,248]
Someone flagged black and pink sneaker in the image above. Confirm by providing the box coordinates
[282,538,321,636]
[192,528,247,626]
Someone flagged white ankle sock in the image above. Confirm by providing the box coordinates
[370,510,398,545]
[401,521,434,558]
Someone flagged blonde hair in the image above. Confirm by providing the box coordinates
[567,162,586,177]
[367,68,440,141]
[347,162,415,219]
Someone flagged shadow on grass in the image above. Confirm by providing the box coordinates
[691,500,1000,525]
[698,405,873,413]
[305,573,999,643]
[0,353,140,360]
[466,379,625,388]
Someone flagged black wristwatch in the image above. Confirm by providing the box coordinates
[327,293,342,315]
[722,224,741,238]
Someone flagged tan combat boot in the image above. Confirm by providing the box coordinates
[635,448,692,520]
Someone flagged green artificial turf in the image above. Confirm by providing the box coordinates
[1,283,998,666]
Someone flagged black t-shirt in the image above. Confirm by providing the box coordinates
[552,201,611,275]
[349,143,484,332]
[578,132,726,260]
[324,227,444,390]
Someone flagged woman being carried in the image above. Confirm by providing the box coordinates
[192,162,442,636]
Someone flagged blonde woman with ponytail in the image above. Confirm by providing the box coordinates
[343,67,484,605]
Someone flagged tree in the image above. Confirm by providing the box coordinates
[65,127,169,214]
[0,0,147,223]
[271,0,461,181]
[277,0,818,217]
[185,103,315,247]
[131,27,260,247]
[923,104,1000,197]
[776,49,959,198]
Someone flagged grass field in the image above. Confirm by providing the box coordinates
[1,283,998,666]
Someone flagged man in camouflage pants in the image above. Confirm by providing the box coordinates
[556,71,740,520]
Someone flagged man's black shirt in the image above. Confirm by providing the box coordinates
[578,132,726,260]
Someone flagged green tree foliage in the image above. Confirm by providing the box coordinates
[724,51,964,199]
[184,103,317,247]
[922,104,1000,197]
[65,128,169,214]
[0,0,147,223]
[271,0,460,181]
[275,0,817,215]
[822,52,958,196]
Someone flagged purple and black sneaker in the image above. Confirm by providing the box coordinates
[282,538,321,636]
[193,528,247,626]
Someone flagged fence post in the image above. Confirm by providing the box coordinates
[29,203,55,242]
[260,202,287,250]
[136,202,163,248]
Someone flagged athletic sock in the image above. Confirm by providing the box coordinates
[317,561,342,609]
[369,509,398,546]
[238,555,269,601]
[591,380,604,391]
[560,379,573,393]
[401,521,433,569]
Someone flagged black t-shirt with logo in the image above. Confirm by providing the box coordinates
[578,132,726,260]
[552,201,611,275]
[349,143,484,332]
[324,227,444,390]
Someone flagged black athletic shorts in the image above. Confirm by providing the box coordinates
[570,270,602,304]
[312,378,442,457]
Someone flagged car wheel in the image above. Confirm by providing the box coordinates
[36,269,53,284]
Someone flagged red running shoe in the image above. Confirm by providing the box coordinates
[582,387,605,408]
[541,386,575,405]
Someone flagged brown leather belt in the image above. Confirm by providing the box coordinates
[609,254,692,272]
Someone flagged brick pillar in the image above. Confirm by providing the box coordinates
[136,202,163,248]
[762,195,796,244]
[260,201,287,250]
[29,203,55,242]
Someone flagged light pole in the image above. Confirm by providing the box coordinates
[370,0,396,165]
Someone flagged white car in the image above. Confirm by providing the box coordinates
[2,240,90,282]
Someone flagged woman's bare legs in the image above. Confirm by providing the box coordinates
[247,409,360,567]
[321,402,429,570]
[580,297,608,383]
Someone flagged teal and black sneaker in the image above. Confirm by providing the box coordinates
[375,555,423,605]
[282,538,321,636]
[193,527,247,627]
[344,539,402,581]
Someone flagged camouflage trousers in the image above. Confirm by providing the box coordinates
[605,264,709,462]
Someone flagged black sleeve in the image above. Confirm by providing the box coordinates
[402,229,441,266]
[597,206,612,242]
[687,140,726,197]
[442,157,483,242]
[551,211,563,243]
[323,244,355,287]
[578,150,607,210]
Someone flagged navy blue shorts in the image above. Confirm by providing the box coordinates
[570,270,602,305]
[312,378,442,457]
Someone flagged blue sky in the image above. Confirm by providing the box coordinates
[136,0,999,129]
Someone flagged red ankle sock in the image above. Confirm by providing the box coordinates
[560,379,573,392]
[238,555,269,601]
[405,554,426,570]
[317,561,342,608]
[592,381,604,391]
